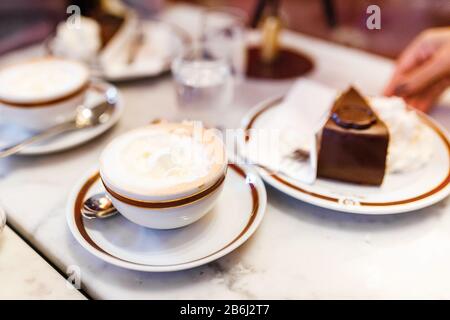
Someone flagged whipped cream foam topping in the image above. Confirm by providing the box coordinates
[371,96,434,174]
[100,122,226,198]
[54,17,101,62]
[0,58,89,104]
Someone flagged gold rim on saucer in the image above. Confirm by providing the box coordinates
[73,164,260,267]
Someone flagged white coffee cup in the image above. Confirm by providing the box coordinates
[0,57,90,131]
[99,121,228,229]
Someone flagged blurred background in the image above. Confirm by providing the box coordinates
[0,0,449,58]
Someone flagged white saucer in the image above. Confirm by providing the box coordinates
[99,20,189,82]
[239,97,450,215]
[0,82,123,155]
[66,164,267,272]
[47,20,189,82]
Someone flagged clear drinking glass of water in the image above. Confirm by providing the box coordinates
[202,7,247,83]
[171,47,233,119]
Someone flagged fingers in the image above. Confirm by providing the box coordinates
[384,35,431,96]
[384,29,450,97]
[403,77,450,113]
[384,71,404,96]
[394,28,450,75]
[396,37,432,74]
[394,47,450,96]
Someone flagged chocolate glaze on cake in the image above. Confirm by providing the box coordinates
[317,87,389,186]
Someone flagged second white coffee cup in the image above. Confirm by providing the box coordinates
[0,57,90,131]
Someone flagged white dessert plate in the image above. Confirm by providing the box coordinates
[47,19,189,82]
[238,97,450,215]
[66,164,267,272]
[98,20,189,82]
[0,82,123,155]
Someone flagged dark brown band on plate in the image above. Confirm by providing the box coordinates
[73,164,260,267]
[102,173,226,209]
[244,97,283,142]
[244,97,450,206]
[362,114,450,206]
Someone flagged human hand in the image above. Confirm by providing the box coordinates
[384,27,450,112]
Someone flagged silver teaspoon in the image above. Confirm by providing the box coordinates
[0,94,117,158]
[81,193,118,219]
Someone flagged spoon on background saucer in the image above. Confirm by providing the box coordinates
[0,90,117,158]
[81,193,118,219]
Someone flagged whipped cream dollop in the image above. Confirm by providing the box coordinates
[100,122,226,197]
[0,58,88,104]
[371,96,434,173]
[53,17,101,62]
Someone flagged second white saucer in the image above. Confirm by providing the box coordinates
[0,82,123,155]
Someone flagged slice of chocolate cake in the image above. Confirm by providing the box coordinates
[317,87,389,185]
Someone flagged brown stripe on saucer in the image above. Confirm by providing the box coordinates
[361,113,450,206]
[244,97,283,142]
[74,172,105,254]
[244,97,450,207]
[261,165,338,203]
[102,174,226,209]
[73,164,260,267]
[0,81,89,108]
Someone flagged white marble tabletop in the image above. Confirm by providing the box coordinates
[2,5,450,299]
[0,226,85,299]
